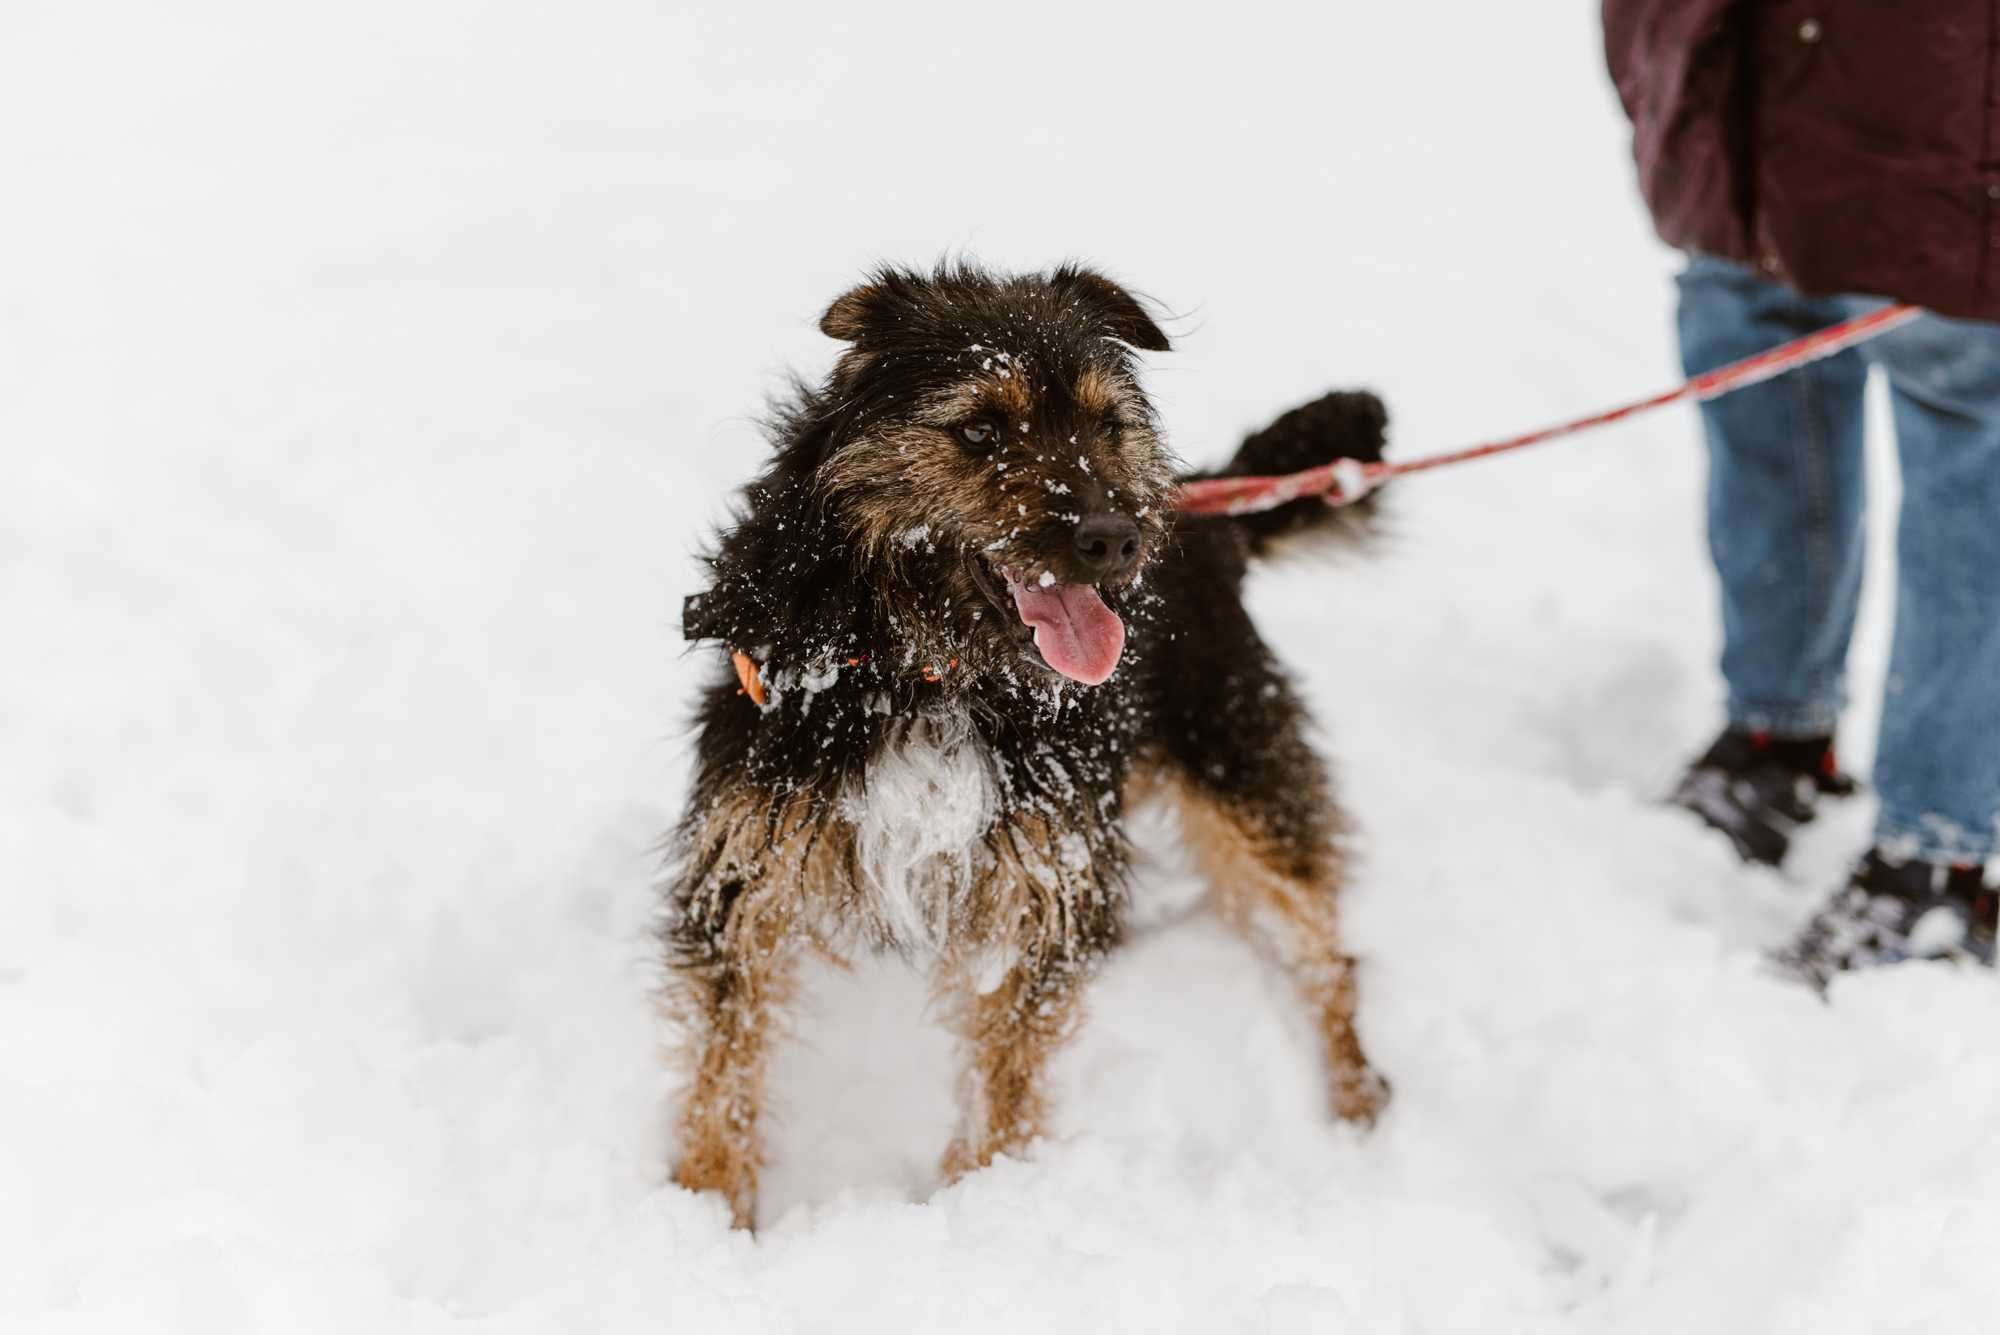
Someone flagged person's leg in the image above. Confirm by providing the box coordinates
[1856,308,2000,866]
[1675,253,1870,737]
[1773,307,2000,988]
[1670,254,1869,865]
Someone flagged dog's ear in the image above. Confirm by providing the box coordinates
[820,281,886,343]
[1053,266,1171,352]
[822,268,926,344]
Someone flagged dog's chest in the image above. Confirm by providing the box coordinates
[843,708,997,952]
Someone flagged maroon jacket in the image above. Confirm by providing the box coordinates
[1604,1,2000,322]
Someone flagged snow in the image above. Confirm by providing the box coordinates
[4,3,1998,1333]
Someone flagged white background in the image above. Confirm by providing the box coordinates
[6,2,1996,1331]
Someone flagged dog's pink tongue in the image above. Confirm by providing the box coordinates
[1009,581,1126,684]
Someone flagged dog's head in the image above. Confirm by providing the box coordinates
[809,262,1176,686]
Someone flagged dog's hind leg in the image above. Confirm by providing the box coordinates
[1159,763,1390,1127]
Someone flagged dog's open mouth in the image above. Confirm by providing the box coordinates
[966,553,1125,685]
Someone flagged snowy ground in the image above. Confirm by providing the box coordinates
[6,2,1998,1331]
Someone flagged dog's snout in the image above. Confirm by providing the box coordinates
[1073,513,1141,580]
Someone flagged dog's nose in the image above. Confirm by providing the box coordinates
[1073,513,1141,580]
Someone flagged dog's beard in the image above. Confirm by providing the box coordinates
[839,475,1165,688]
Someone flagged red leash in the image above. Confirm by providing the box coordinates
[1173,303,1925,516]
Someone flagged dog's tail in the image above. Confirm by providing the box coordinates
[1181,389,1388,560]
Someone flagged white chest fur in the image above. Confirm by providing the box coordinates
[844,707,997,953]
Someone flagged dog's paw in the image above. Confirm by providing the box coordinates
[939,1137,979,1183]
[671,1156,757,1231]
[1332,1063,1392,1129]
[940,1124,1035,1182]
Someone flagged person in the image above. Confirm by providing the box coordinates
[1603,2,1999,985]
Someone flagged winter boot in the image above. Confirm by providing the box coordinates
[1773,850,1998,990]
[1670,727,1857,866]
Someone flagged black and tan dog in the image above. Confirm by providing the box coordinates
[666,262,1391,1227]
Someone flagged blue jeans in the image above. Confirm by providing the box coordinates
[1677,252,2000,865]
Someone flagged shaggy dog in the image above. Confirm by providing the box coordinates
[667,262,1390,1228]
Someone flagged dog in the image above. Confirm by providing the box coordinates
[666,262,1391,1228]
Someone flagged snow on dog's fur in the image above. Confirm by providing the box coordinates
[664,261,1394,1228]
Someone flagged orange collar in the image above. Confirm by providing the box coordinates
[728,648,957,708]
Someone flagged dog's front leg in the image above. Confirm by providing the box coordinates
[665,897,801,1230]
[937,943,1095,1180]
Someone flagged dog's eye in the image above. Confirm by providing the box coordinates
[1103,417,1126,442]
[957,420,1000,451]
